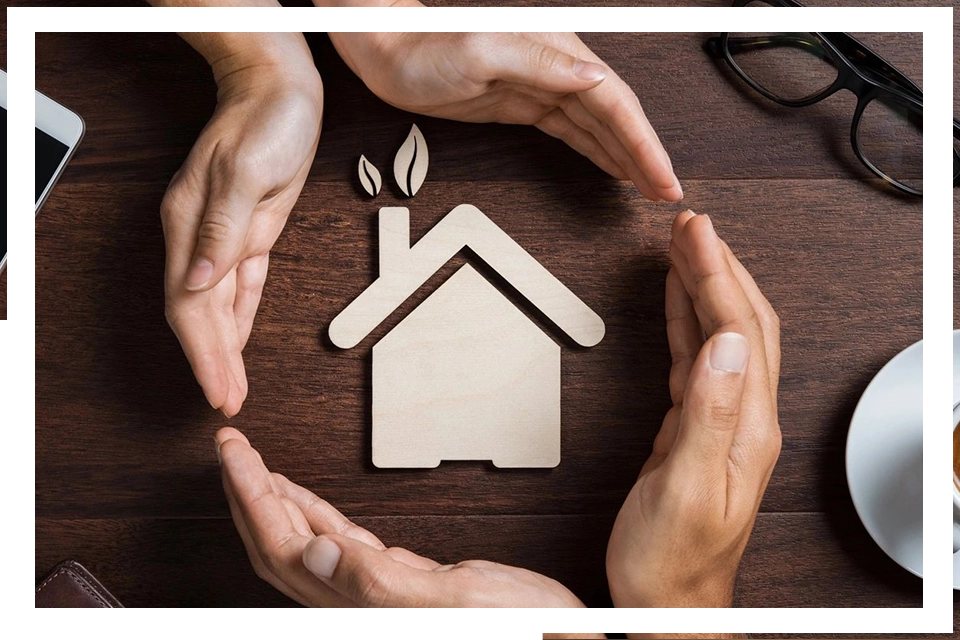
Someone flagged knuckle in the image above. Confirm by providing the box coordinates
[198,212,239,248]
[669,477,716,523]
[743,306,762,333]
[354,565,392,608]
[257,545,283,576]
[534,46,561,73]
[159,198,175,226]
[251,560,272,583]
[768,307,781,329]
[215,147,257,179]
[704,397,740,426]
[163,304,179,331]
[159,184,189,227]
[460,33,488,63]
[763,423,783,461]
[756,303,780,335]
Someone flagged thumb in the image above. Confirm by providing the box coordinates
[184,175,260,291]
[486,35,608,93]
[672,332,750,475]
[302,534,452,607]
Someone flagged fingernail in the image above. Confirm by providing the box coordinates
[303,536,341,579]
[215,437,222,465]
[185,258,214,290]
[710,332,749,373]
[573,60,606,83]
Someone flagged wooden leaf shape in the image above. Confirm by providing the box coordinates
[393,124,429,197]
[358,155,382,197]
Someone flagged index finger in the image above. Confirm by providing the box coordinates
[721,242,781,400]
[218,434,350,606]
[669,213,767,367]
[576,71,682,201]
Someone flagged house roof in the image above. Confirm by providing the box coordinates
[329,204,605,349]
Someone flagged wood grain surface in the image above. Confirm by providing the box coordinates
[28,22,939,622]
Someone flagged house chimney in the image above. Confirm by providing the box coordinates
[379,207,410,275]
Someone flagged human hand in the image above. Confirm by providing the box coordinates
[606,210,781,607]
[327,28,682,202]
[216,427,585,607]
[161,33,323,416]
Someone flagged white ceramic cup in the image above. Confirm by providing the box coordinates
[952,405,960,553]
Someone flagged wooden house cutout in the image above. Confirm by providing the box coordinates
[329,204,604,468]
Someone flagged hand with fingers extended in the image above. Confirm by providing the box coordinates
[161,32,323,417]
[606,210,782,608]
[215,427,586,607]
[327,29,682,202]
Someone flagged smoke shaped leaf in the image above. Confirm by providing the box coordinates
[393,124,429,197]
[358,155,382,197]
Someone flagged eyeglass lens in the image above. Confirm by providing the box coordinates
[856,97,922,193]
[726,33,838,102]
[725,29,922,193]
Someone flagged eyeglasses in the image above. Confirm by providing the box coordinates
[953,119,959,186]
[706,0,923,196]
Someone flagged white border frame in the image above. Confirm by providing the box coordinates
[10,6,952,635]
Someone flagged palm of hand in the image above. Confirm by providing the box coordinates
[163,86,321,416]
[216,427,583,607]
[606,405,741,608]
[333,32,583,124]
[329,31,682,202]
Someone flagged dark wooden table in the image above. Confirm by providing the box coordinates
[33,26,932,614]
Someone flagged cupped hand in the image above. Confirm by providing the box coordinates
[606,210,782,607]
[328,29,682,202]
[162,35,323,417]
[216,427,585,607]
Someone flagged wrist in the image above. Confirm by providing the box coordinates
[610,573,735,609]
[200,33,313,79]
[183,32,322,105]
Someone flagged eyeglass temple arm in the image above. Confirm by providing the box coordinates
[704,34,832,62]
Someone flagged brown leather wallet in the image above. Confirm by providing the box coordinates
[35,561,123,608]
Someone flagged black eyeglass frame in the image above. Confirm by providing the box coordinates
[953,119,960,186]
[706,4,923,196]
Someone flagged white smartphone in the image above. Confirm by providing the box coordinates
[34,78,85,214]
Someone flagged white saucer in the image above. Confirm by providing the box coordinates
[846,338,925,582]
